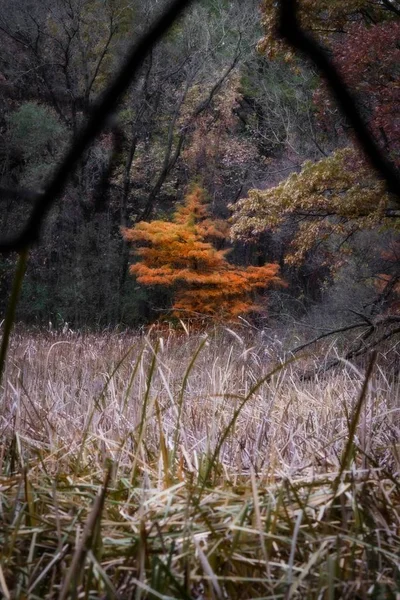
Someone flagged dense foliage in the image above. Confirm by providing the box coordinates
[123,186,282,324]
[231,0,400,328]
[0,0,266,327]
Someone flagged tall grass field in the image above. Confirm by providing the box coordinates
[0,327,399,599]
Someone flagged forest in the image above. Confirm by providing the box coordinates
[0,0,399,598]
[0,0,397,340]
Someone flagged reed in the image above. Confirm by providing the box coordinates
[0,328,399,599]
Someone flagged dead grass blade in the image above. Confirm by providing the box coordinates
[58,467,112,600]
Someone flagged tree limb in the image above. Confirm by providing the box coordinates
[0,0,195,253]
[138,44,242,222]
[297,315,400,380]
[277,0,400,201]
[290,321,370,354]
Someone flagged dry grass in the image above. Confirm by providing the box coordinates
[0,327,399,599]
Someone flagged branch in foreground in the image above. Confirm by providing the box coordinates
[277,0,400,201]
[294,315,400,380]
[290,321,370,354]
[0,0,194,253]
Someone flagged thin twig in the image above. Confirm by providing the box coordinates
[290,321,369,354]
[277,0,400,200]
[0,0,195,253]
[58,467,112,600]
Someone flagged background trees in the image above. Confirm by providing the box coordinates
[0,0,398,338]
[0,0,266,326]
[230,0,399,355]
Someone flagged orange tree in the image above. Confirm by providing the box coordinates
[122,186,283,324]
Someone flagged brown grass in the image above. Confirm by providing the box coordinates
[0,327,399,599]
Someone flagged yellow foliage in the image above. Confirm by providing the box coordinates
[230,148,392,265]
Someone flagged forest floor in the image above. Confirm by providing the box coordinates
[0,327,399,599]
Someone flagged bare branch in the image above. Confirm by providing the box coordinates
[297,315,400,380]
[138,44,242,222]
[277,0,400,201]
[291,321,370,354]
[0,0,195,253]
